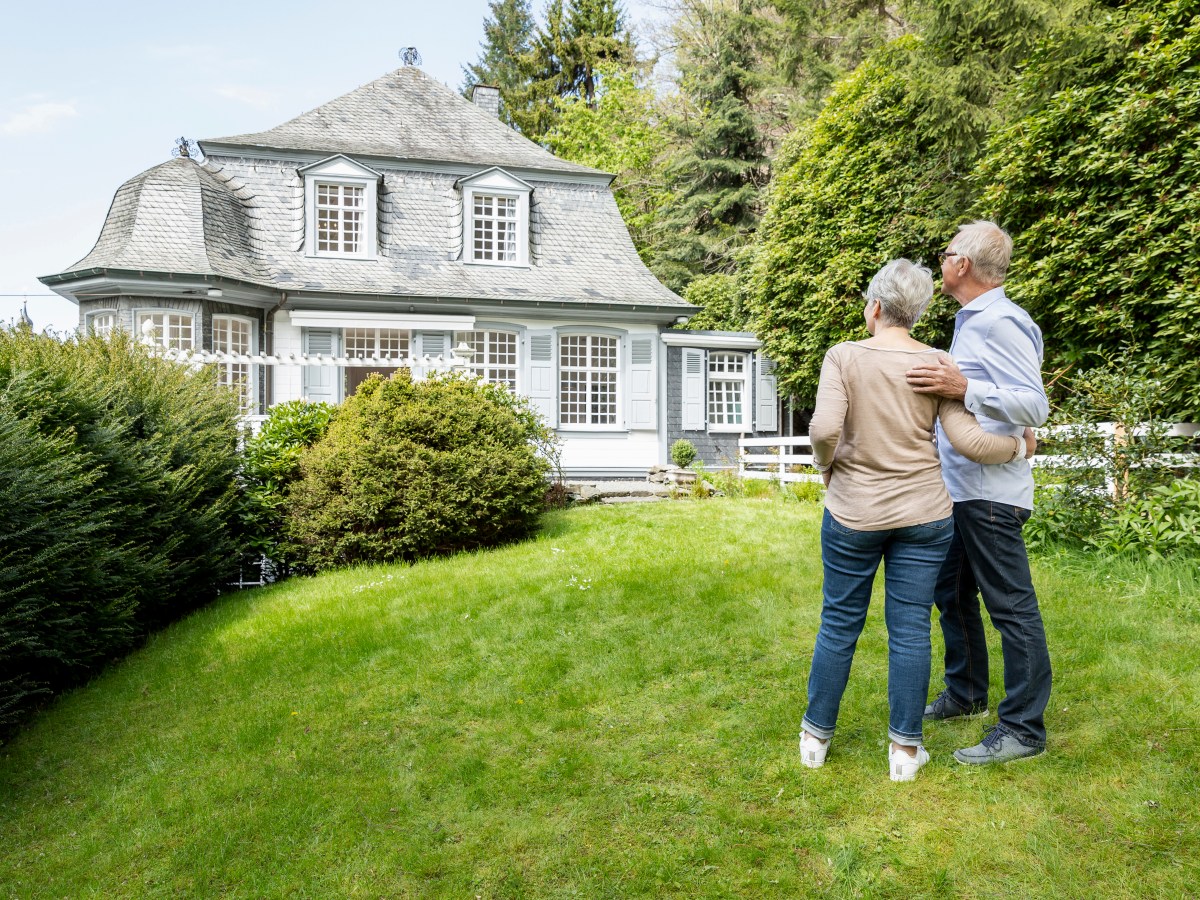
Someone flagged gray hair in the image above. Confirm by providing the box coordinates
[954,220,1013,285]
[865,259,934,329]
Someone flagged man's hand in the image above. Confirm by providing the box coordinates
[1023,426,1037,459]
[906,355,968,400]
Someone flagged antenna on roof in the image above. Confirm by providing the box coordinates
[399,47,422,66]
[172,136,200,160]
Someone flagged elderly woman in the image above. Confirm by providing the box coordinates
[799,259,1033,782]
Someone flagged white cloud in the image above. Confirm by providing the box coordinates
[2,102,78,136]
[216,85,276,108]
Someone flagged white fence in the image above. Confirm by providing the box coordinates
[738,423,1200,484]
[738,436,822,483]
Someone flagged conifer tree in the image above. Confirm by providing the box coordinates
[650,0,770,293]
[461,0,537,128]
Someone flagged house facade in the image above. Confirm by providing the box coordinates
[41,67,778,477]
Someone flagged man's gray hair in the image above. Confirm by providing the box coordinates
[954,220,1013,285]
[866,258,934,330]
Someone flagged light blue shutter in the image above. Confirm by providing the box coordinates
[527,329,557,427]
[682,348,705,431]
[302,328,340,404]
[415,332,446,358]
[755,352,779,433]
[628,336,656,429]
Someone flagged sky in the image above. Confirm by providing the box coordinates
[1,0,664,334]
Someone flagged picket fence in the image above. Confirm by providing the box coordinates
[738,423,1200,484]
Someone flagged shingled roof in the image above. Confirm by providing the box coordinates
[203,67,604,176]
[46,68,689,311]
[66,157,266,282]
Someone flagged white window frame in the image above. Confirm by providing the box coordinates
[459,168,531,268]
[707,351,749,432]
[343,327,410,360]
[300,155,381,260]
[454,329,520,392]
[87,310,118,338]
[212,315,256,413]
[558,332,621,430]
[136,310,195,351]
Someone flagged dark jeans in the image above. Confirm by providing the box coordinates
[934,500,1052,747]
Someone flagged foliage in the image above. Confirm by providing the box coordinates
[544,65,672,259]
[460,0,536,128]
[1025,358,1194,555]
[0,328,242,733]
[974,0,1200,416]
[747,37,953,402]
[669,438,698,469]
[5,501,1198,896]
[680,273,752,330]
[237,400,335,575]
[287,372,553,570]
[508,0,637,142]
[651,0,771,292]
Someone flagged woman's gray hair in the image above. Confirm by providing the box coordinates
[865,259,934,330]
[953,220,1013,285]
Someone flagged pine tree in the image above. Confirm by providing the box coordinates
[461,0,536,128]
[508,0,637,143]
[651,0,770,293]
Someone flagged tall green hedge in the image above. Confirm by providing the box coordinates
[0,329,243,733]
[974,0,1200,416]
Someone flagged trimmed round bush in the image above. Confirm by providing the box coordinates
[287,371,553,570]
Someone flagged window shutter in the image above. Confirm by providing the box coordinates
[302,328,339,404]
[755,352,779,432]
[628,336,656,430]
[415,332,446,359]
[682,348,706,431]
[527,329,557,427]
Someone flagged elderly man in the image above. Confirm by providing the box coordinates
[905,220,1052,764]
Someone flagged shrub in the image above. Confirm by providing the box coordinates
[287,371,553,570]
[670,439,698,469]
[238,400,335,576]
[1027,359,1193,556]
[0,328,242,733]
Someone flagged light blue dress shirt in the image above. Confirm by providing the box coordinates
[935,287,1049,509]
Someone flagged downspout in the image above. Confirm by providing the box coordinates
[263,291,288,410]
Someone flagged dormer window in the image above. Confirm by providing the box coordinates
[458,168,532,267]
[300,155,381,259]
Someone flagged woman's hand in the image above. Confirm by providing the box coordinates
[1023,427,1037,459]
[822,467,832,487]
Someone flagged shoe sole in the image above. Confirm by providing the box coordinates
[953,748,1045,765]
[924,707,989,722]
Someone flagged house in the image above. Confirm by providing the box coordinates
[41,67,779,477]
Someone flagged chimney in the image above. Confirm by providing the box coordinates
[470,85,501,119]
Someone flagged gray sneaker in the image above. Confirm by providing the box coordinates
[954,725,1045,765]
[924,690,988,722]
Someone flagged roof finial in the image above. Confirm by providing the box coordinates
[17,301,33,332]
[172,136,199,159]
[399,47,422,66]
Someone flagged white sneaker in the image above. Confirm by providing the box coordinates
[800,731,830,768]
[889,744,930,782]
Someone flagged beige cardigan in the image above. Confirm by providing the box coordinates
[810,342,1022,530]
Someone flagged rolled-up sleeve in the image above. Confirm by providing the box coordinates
[962,316,1050,427]
[809,348,847,471]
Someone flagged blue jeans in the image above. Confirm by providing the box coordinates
[934,500,1052,748]
[803,509,954,747]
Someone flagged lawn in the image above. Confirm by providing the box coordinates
[1,499,1197,898]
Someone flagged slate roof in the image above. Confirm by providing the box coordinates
[204,67,604,177]
[67,157,267,282]
[47,68,688,311]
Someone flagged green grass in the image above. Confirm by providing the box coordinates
[1,500,1198,898]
